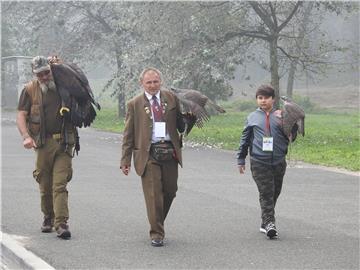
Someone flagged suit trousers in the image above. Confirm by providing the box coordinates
[141,156,178,240]
[250,159,286,225]
[32,138,73,229]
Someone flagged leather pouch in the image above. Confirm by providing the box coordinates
[151,143,174,161]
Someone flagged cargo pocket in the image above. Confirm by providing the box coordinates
[66,167,73,182]
[33,169,41,184]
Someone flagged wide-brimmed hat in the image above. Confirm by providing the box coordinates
[31,56,50,73]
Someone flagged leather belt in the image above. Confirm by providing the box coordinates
[151,141,172,146]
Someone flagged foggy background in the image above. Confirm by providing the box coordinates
[1,1,359,114]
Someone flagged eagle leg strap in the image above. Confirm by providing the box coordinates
[59,106,70,116]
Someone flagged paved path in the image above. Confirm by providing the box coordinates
[1,110,359,269]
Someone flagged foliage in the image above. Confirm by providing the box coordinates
[222,99,258,112]
[2,1,358,115]
[1,2,38,56]
[291,95,316,113]
[222,94,317,114]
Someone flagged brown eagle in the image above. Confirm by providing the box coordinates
[280,96,305,142]
[170,87,226,133]
[49,57,101,128]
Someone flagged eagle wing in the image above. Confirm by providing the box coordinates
[171,87,225,129]
[66,63,101,110]
[51,63,101,128]
[177,94,209,128]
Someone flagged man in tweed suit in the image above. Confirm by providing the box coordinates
[120,67,185,247]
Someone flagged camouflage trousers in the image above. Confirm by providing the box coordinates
[33,138,73,229]
[250,159,287,225]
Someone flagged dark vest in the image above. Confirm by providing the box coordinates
[24,80,75,148]
[24,80,46,147]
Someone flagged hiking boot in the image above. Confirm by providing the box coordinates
[41,217,53,233]
[56,223,71,239]
[265,222,278,239]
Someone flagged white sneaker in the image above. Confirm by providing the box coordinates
[265,222,278,238]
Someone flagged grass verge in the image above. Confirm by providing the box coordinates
[93,109,360,171]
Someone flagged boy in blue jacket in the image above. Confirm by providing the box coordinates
[237,85,292,239]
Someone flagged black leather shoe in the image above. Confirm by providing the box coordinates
[151,239,164,247]
[56,224,71,239]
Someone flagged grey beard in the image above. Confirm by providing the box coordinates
[40,80,56,94]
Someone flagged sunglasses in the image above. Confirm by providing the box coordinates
[36,70,51,78]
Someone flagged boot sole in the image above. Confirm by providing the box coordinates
[57,231,71,239]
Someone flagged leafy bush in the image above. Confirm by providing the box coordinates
[223,99,257,112]
[292,95,316,113]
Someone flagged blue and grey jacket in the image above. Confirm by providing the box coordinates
[237,108,289,166]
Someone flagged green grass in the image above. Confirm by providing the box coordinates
[93,109,360,171]
[289,113,360,171]
[92,107,124,133]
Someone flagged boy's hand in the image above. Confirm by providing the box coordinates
[238,165,246,174]
[274,109,282,118]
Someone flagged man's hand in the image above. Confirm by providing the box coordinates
[238,165,246,174]
[17,111,36,149]
[121,165,130,176]
[23,136,37,149]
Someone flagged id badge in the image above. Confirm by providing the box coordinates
[155,122,166,138]
[262,137,273,152]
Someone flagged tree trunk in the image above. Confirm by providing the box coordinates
[286,2,314,97]
[269,37,280,109]
[115,48,126,118]
[286,60,296,97]
[117,90,125,118]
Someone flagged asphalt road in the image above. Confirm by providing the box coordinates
[1,111,359,269]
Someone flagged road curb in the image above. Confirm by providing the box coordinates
[1,232,55,270]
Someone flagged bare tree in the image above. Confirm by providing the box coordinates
[221,1,302,107]
[286,2,314,97]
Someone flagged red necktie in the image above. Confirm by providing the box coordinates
[152,95,163,122]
